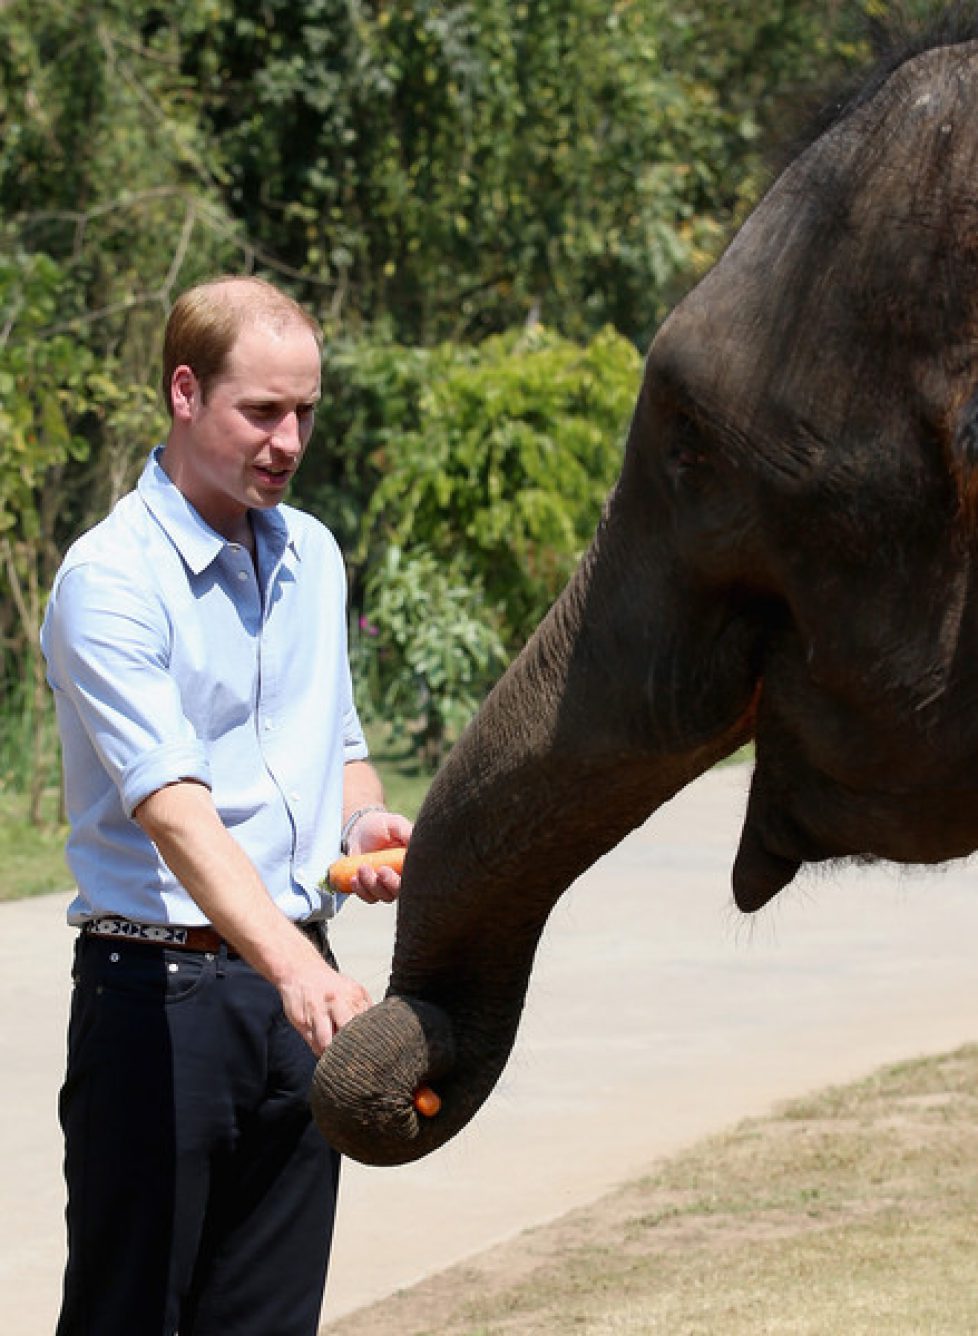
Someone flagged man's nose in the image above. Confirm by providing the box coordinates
[271,411,304,455]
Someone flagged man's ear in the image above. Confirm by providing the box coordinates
[170,365,199,421]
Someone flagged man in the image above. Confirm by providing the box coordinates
[41,275,412,1335]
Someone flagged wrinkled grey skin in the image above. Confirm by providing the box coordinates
[313,30,978,1166]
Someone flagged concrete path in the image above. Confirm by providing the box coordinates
[5,765,978,1334]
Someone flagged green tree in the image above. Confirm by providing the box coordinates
[0,0,929,786]
[353,546,509,765]
[294,335,434,568]
[180,0,870,347]
[341,324,640,761]
[364,325,640,638]
[0,0,243,525]
[0,0,238,815]
[0,253,92,819]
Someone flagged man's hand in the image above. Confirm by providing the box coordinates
[278,939,373,1056]
[344,807,413,904]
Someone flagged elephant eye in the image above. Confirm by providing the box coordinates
[666,410,709,485]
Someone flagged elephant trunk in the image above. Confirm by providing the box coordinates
[312,468,760,1164]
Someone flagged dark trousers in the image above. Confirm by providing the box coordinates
[57,934,340,1336]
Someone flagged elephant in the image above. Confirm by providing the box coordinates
[312,11,978,1166]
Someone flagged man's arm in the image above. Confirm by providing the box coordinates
[133,779,370,1055]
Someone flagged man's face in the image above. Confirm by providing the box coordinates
[167,319,322,541]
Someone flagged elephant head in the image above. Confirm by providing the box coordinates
[312,20,978,1164]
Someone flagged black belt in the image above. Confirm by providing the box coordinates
[82,915,328,958]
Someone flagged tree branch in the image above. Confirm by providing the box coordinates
[161,203,198,307]
[96,21,222,195]
[0,538,39,652]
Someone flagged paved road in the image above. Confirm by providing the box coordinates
[5,765,978,1333]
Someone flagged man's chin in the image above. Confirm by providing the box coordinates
[251,480,292,507]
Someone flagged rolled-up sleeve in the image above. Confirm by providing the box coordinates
[342,698,368,764]
[43,563,211,816]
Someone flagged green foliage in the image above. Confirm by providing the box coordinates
[0,0,939,785]
[0,250,94,820]
[353,546,509,765]
[0,251,92,539]
[0,0,231,298]
[181,0,863,346]
[293,336,434,562]
[328,324,639,762]
[0,0,239,815]
[0,783,70,900]
[362,325,640,646]
[0,0,241,525]
[0,668,62,796]
[361,721,432,822]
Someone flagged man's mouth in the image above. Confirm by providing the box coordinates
[254,464,292,487]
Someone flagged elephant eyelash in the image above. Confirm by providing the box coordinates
[666,410,710,479]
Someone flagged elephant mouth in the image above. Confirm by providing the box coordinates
[731,718,978,913]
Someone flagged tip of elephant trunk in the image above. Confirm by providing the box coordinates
[309,995,458,1166]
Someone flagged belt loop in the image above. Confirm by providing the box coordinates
[216,940,228,978]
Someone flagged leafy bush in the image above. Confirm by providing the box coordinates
[352,546,508,767]
[360,323,640,649]
[330,323,639,764]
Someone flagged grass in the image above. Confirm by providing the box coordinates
[0,725,432,905]
[0,786,71,902]
[366,722,433,822]
[326,1045,978,1335]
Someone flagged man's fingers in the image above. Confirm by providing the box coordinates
[351,865,401,904]
[303,997,370,1055]
[288,973,373,1055]
[305,1014,332,1058]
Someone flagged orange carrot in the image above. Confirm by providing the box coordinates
[326,846,407,894]
[413,1085,442,1118]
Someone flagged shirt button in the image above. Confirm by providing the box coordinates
[237,570,249,582]
[290,791,301,803]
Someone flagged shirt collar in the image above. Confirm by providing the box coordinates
[137,446,299,576]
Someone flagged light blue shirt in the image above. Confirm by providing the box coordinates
[41,447,367,927]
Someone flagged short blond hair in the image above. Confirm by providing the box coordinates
[161,276,323,415]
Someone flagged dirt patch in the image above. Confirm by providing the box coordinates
[322,1045,978,1335]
